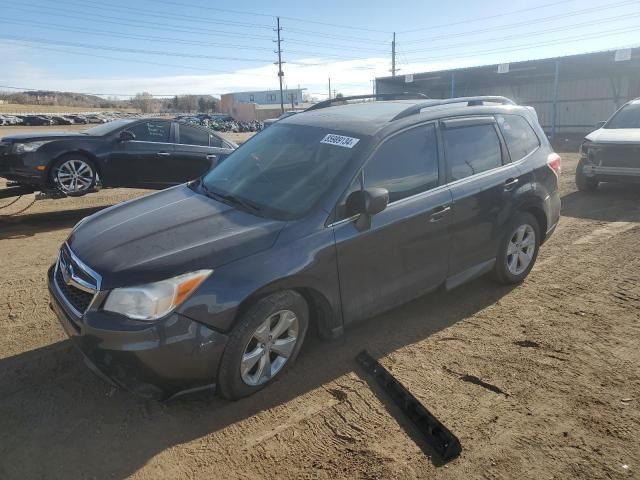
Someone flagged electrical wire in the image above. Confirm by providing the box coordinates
[402,0,640,44]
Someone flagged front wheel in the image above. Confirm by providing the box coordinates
[50,156,96,196]
[217,290,309,400]
[492,212,540,285]
[575,158,599,192]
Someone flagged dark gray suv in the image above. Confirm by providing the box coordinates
[48,95,561,400]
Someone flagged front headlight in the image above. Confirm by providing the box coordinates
[14,140,55,153]
[103,270,212,321]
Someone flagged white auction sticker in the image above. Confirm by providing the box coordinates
[320,134,360,148]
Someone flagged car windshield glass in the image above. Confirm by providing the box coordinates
[199,123,366,220]
[605,102,640,129]
[82,119,134,135]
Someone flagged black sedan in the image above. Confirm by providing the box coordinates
[0,119,237,195]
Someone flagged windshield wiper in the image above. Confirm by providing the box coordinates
[200,183,262,213]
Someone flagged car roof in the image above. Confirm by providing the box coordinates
[281,99,533,137]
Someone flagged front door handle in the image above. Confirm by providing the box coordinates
[157,151,171,156]
[504,178,519,190]
[206,154,218,161]
[430,205,451,222]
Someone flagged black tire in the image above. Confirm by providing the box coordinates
[217,290,309,400]
[575,158,599,192]
[49,155,97,197]
[492,212,541,285]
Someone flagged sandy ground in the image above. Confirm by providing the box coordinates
[0,153,639,479]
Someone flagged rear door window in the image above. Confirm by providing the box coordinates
[129,121,171,143]
[443,124,503,182]
[363,123,439,203]
[496,114,540,161]
[179,124,210,146]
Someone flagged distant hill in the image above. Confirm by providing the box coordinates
[0,90,125,108]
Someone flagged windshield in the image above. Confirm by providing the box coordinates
[604,102,640,129]
[199,123,366,220]
[82,119,134,136]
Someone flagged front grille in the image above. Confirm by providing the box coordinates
[53,244,100,316]
[54,267,94,314]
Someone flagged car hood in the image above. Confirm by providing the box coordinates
[585,128,640,144]
[67,184,286,289]
[1,132,90,142]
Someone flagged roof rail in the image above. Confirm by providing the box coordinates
[391,96,516,121]
[305,92,429,112]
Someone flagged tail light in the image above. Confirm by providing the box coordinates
[547,153,561,177]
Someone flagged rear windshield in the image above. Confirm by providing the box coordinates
[200,124,366,220]
[605,102,640,129]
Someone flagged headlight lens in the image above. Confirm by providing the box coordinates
[14,140,55,153]
[103,270,212,321]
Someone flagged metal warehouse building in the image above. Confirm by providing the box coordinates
[376,48,640,141]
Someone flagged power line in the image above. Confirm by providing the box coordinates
[2,40,277,77]
[2,5,275,41]
[24,0,274,30]
[402,0,640,44]
[131,0,391,34]
[1,18,377,61]
[400,11,640,54]
[0,35,273,63]
[401,0,577,33]
[404,26,640,63]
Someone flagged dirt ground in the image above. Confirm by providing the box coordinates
[0,152,639,479]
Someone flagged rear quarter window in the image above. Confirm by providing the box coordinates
[496,114,540,161]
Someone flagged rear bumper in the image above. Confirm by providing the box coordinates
[48,265,229,400]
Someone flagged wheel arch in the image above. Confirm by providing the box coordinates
[46,150,102,186]
[516,200,548,244]
[233,279,340,341]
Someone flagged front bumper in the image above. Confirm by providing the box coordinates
[582,164,640,183]
[48,266,229,400]
[0,148,47,185]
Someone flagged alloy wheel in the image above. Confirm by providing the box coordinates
[240,309,299,386]
[506,224,536,275]
[54,159,94,194]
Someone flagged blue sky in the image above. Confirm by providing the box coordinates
[1,0,639,99]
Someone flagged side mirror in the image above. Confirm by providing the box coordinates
[119,130,135,142]
[596,121,606,129]
[345,188,389,230]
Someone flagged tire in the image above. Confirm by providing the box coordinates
[49,155,97,197]
[575,158,599,192]
[492,212,541,285]
[217,290,309,400]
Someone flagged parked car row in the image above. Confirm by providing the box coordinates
[175,114,264,133]
[0,111,156,127]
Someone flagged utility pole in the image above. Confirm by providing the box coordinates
[274,17,285,114]
[391,32,396,77]
[328,77,331,100]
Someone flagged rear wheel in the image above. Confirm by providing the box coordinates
[575,158,599,192]
[492,212,540,285]
[217,290,309,400]
[50,155,96,196]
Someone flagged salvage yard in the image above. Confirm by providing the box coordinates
[0,152,639,479]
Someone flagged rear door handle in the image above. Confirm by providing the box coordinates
[504,178,519,190]
[157,151,171,156]
[430,205,451,222]
[206,154,218,161]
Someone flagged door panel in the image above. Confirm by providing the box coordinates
[442,120,521,277]
[333,123,451,324]
[334,187,453,324]
[103,120,175,188]
[171,124,235,184]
